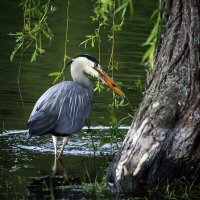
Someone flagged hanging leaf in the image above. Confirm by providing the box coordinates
[149,52,155,71]
[48,72,63,84]
[142,42,155,64]
[129,0,134,18]
[10,42,23,61]
[48,72,62,77]
[31,49,38,62]
[142,23,158,46]
[150,9,159,20]
[115,0,129,14]
[10,0,55,62]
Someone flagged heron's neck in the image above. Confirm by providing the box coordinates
[71,65,93,97]
[74,73,93,90]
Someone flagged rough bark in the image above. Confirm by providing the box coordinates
[107,0,200,192]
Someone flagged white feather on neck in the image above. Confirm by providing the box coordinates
[70,57,98,98]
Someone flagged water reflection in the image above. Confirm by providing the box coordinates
[52,158,66,176]
[27,158,84,199]
[27,175,83,199]
[0,129,122,198]
[24,133,112,199]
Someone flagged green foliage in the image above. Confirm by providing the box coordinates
[142,0,164,71]
[134,77,144,94]
[148,178,200,200]
[82,165,108,198]
[108,98,128,129]
[80,0,133,50]
[94,80,105,93]
[82,177,108,197]
[115,0,134,18]
[106,97,128,152]
[80,32,100,49]
[80,0,134,138]
[48,71,63,84]
[10,0,55,62]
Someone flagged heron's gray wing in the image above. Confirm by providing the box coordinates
[53,82,92,135]
[28,81,91,138]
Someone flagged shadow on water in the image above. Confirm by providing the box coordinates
[27,159,84,199]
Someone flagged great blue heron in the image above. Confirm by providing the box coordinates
[28,54,125,159]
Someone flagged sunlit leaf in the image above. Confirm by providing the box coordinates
[142,23,158,46]
[10,0,55,61]
[10,42,23,61]
[115,1,129,14]
[48,72,63,84]
[31,49,38,62]
[150,9,159,20]
[142,42,155,63]
[38,48,45,54]
[48,72,62,77]
[149,52,155,71]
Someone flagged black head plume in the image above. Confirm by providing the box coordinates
[66,54,99,69]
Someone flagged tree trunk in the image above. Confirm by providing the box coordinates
[107,0,200,192]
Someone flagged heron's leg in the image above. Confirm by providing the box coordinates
[52,135,58,158]
[57,136,69,160]
[52,156,58,175]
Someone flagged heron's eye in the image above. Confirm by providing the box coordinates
[94,63,98,68]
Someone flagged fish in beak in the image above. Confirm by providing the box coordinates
[98,68,125,97]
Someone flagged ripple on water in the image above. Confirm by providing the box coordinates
[0,126,129,156]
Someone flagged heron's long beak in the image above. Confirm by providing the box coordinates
[98,69,125,97]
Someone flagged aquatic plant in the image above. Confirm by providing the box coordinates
[82,165,109,198]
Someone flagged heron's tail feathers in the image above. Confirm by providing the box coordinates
[27,112,56,139]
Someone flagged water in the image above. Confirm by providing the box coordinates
[0,129,123,199]
[0,0,157,198]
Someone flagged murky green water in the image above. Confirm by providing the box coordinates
[0,0,157,199]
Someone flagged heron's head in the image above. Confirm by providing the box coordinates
[70,54,125,97]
